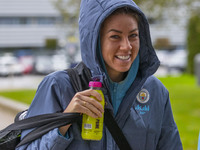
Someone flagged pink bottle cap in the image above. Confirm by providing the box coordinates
[89,81,102,88]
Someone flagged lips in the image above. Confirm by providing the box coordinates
[116,55,130,60]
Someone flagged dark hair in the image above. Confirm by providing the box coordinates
[101,6,140,30]
[109,6,140,23]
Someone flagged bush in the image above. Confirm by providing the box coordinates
[45,39,58,50]
[187,13,200,74]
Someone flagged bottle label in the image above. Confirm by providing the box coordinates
[95,119,100,129]
[84,123,92,129]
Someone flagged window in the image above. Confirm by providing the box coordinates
[0,17,60,25]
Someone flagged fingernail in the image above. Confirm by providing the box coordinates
[99,113,102,118]
[99,97,102,101]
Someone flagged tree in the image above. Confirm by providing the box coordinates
[52,0,199,21]
[187,12,200,74]
[51,0,81,27]
[50,0,81,48]
[51,0,199,30]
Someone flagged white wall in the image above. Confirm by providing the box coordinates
[0,0,62,49]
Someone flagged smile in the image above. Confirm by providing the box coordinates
[116,55,130,60]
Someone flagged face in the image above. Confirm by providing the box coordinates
[100,13,140,82]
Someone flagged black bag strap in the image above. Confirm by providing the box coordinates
[0,113,81,147]
[67,62,132,150]
[67,62,91,91]
[104,109,132,150]
[17,113,81,147]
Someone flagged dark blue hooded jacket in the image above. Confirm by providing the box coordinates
[17,0,183,149]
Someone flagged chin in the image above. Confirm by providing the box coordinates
[117,67,131,73]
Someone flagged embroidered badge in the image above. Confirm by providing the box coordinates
[136,89,150,104]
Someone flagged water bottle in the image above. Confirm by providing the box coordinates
[81,81,105,140]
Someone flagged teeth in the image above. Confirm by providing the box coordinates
[117,55,130,60]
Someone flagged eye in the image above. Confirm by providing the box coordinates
[110,35,120,39]
[129,33,138,38]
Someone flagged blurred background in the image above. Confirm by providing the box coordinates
[0,0,199,149]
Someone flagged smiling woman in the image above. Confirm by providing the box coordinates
[16,0,183,149]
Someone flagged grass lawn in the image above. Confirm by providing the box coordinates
[159,74,200,150]
[0,89,36,105]
[0,74,199,149]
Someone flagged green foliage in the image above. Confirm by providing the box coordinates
[134,0,196,8]
[154,38,173,50]
[134,0,175,8]
[45,38,58,50]
[52,0,81,25]
[52,0,199,26]
[133,0,196,18]
[187,13,200,74]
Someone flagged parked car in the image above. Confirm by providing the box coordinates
[52,54,69,71]
[33,53,70,75]
[167,49,187,71]
[19,55,34,74]
[155,50,170,67]
[0,53,24,77]
[33,55,54,75]
[156,49,187,72]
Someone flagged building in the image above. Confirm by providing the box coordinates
[0,0,190,52]
[0,0,63,51]
[148,6,190,50]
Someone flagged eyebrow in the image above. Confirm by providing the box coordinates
[107,28,138,33]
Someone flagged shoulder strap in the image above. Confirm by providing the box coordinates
[67,62,91,92]
[104,109,132,150]
[67,62,132,150]
[0,113,80,148]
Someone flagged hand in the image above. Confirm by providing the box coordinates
[59,89,104,136]
[64,89,104,118]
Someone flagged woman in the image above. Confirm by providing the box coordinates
[17,0,183,149]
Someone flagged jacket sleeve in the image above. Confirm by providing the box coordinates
[16,72,75,150]
[198,132,200,150]
[156,92,183,150]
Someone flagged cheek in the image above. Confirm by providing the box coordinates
[136,44,140,54]
[101,40,115,57]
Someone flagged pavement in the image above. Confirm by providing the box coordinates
[0,75,44,90]
[0,75,43,130]
[0,96,29,129]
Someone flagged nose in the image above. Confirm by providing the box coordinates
[120,37,132,50]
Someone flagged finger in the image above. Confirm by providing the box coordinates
[80,89,102,102]
[80,102,99,118]
[82,101,103,118]
[64,94,103,117]
[79,94,104,113]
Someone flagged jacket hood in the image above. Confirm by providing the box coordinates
[79,0,160,77]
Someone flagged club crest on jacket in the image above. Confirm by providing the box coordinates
[136,89,150,104]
